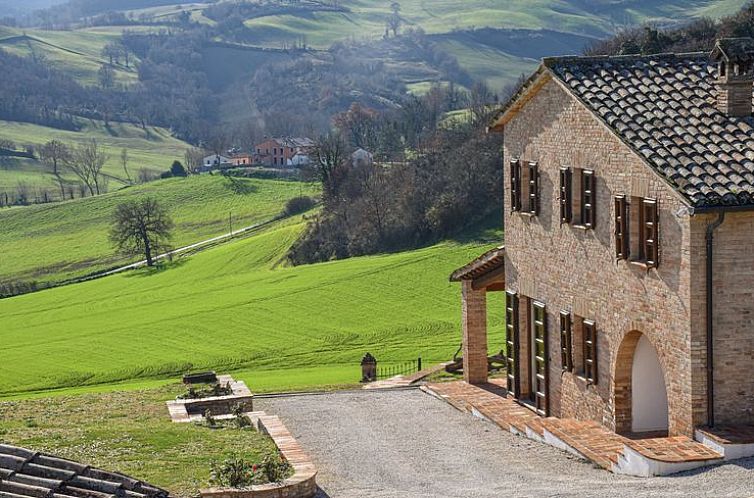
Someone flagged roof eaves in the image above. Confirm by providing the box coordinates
[488,65,551,132]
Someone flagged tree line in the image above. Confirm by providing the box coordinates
[288,82,506,264]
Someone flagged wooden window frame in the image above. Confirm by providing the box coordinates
[527,162,540,215]
[614,195,629,260]
[510,159,522,213]
[505,291,520,397]
[559,167,573,224]
[560,311,573,372]
[580,169,596,228]
[582,319,598,385]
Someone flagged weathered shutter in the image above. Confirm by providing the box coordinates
[560,311,573,372]
[643,199,659,268]
[510,159,521,212]
[528,162,540,215]
[505,291,520,397]
[583,320,597,385]
[559,167,572,224]
[614,195,629,260]
[582,170,595,228]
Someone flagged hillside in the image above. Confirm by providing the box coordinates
[0,118,192,198]
[0,215,502,398]
[0,175,319,288]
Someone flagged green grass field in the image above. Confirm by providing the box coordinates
[0,118,192,192]
[0,385,277,497]
[0,175,319,285]
[0,214,504,398]
[0,26,141,86]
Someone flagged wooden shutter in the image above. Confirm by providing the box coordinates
[560,311,573,372]
[583,320,597,384]
[614,195,629,260]
[532,301,549,416]
[505,291,520,397]
[581,170,595,228]
[510,159,521,212]
[528,161,539,215]
[559,168,572,224]
[643,199,659,268]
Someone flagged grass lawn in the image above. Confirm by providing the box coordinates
[0,118,192,193]
[0,215,505,398]
[0,384,278,497]
[0,175,319,285]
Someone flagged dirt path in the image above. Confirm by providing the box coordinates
[257,389,754,498]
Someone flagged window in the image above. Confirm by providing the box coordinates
[560,167,595,228]
[509,159,539,215]
[582,320,598,384]
[614,195,629,259]
[505,291,520,397]
[526,162,540,215]
[560,311,573,371]
[559,168,572,224]
[616,196,659,268]
[580,170,595,228]
[510,159,522,212]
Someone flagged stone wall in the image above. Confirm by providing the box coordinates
[502,78,697,436]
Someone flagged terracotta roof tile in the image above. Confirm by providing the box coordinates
[0,445,169,498]
[545,51,754,207]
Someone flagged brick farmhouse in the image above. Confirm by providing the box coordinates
[452,38,754,439]
[253,137,314,167]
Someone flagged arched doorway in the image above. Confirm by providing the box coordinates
[614,331,669,435]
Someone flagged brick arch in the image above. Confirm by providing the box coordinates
[612,324,671,434]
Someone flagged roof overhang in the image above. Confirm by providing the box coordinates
[450,246,505,291]
[488,66,552,133]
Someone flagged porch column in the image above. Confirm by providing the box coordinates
[462,280,488,384]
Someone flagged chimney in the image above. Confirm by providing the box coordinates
[711,38,754,117]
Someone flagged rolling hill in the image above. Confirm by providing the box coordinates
[0,213,503,398]
[0,118,192,196]
[0,175,319,287]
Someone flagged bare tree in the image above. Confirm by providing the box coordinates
[109,197,174,267]
[184,147,204,175]
[98,63,115,90]
[67,139,109,196]
[120,148,132,184]
[38,139,71,199]
[314,133,347,203]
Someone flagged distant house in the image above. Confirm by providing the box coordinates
[231,153,253,167]
[351,148,373,167]
[202,154,231,170]
[254,137,315,168]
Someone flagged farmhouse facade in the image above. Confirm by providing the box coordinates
[254,137,315,167]
[453,38,754,440]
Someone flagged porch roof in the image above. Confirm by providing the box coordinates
[449,246,505,283]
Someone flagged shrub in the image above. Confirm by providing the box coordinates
[262,453,291,484]
[210,456,260,488]
[284,196,317,216]
[170,160,188,177]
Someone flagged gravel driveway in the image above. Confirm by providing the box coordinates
[257,389,754,498]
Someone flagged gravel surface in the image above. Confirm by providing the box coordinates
[257,389,754,498]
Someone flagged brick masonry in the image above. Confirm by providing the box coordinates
[462,280,489,384]
[500,77,754,436]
